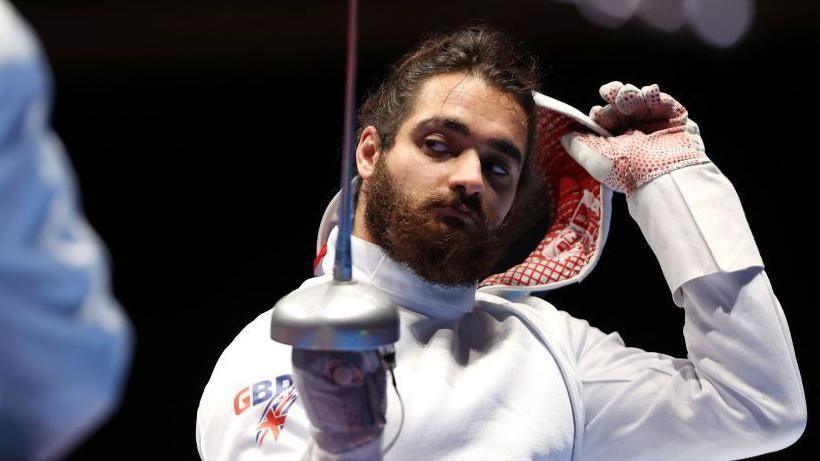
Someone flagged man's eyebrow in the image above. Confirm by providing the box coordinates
[415,117,524,166]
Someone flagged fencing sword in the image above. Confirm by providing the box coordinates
[269,0,400,351]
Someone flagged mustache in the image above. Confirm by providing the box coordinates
[423,190,495,226]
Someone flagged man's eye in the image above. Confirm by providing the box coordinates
[486,162,509,177]
[424,139,449,153]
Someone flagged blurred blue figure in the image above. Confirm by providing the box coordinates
[0,2,134,459]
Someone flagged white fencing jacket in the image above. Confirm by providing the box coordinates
[196,95,806,461]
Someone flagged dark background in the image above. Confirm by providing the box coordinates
[11,0,816,459]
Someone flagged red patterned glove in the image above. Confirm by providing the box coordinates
[560,81,710,197]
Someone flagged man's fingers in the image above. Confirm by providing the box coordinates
[686,119,706,153]
[599,81,624,106]
[590,104,626,132]
[641,84,663,116]
[330,362,361,386]
[598,83,690,126]
[560,132,613,183]
[359,349,383,373]
[657,91,688,122]
[293,349,383,387]
[614,83,648,117]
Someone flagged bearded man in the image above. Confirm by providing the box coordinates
[196,25,806,460]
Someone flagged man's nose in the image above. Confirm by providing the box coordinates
[448,150,485,198]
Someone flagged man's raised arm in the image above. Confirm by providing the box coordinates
[559,82,807,460]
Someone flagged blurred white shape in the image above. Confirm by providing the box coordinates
[577,0,641,28]
[636,0,687,33]
[685,0,755,48]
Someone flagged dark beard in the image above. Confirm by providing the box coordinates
[362,156,509,287]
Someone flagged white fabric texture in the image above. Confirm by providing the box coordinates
[196,162,805,460]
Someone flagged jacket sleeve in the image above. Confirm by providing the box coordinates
[0,3,133,459]
[565,163,807,460]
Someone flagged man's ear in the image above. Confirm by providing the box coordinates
[356,126,383,180]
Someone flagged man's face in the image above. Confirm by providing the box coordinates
[383,72,527,227]
[357,72,529,286]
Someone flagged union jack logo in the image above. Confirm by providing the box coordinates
[255,384,298,446]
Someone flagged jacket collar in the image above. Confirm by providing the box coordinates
[318,226,476,319]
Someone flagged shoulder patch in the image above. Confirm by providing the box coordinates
[232,374,298,447]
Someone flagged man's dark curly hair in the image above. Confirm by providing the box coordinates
[357,23,542,187]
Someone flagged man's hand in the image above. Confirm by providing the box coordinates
[560,81,710,196]
[292,348,387,455]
